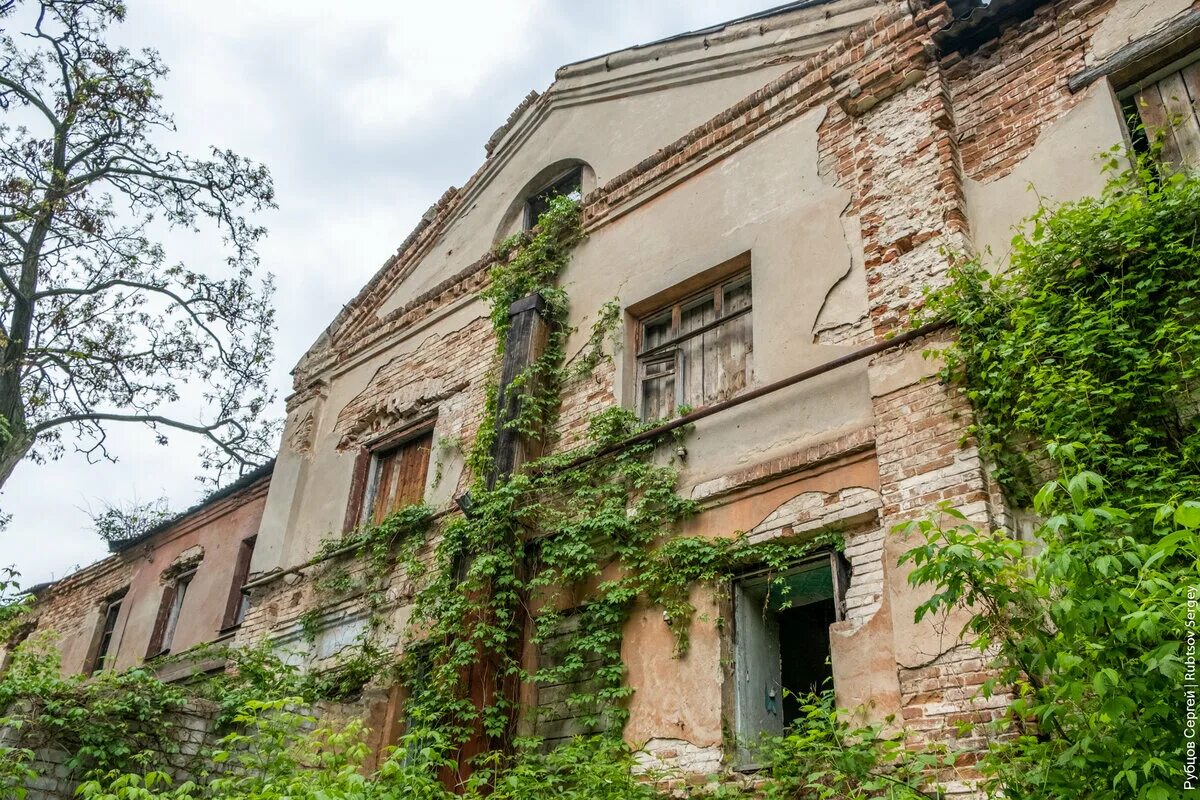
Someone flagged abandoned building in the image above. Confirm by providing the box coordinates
[8,463,271,679]
[10,0,1200,793]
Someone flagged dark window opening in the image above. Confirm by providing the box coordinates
[732,552,848,767]
[524,168,582,230]
[778,598,838,724]
[90,592,125,674]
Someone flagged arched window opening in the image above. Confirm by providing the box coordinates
[524,166,583,230]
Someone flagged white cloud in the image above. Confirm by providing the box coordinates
[2,0,772,584]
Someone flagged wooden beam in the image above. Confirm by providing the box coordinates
[487,292,552,488]
[1068,10,1200,93]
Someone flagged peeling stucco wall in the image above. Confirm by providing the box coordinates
[965,81,1127,269]
[1089,0,1194,61]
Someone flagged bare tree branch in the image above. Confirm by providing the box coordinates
[0,0,278,495]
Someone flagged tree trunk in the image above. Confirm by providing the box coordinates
[0,433,33,492]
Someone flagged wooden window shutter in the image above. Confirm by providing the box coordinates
[636,268,753,420]
[145,584,177,659]
[222,536,257,630]
[371,431,433,524]
[343,446,372,533]
[1133,60,1200,169]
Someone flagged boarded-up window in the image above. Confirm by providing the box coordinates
[89,591,125,674]
[533,611,619,751]
[363,429,433,524]
[636,270,752,420]
[1128,58,1200,170]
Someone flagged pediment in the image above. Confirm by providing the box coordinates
[298,0,890,385]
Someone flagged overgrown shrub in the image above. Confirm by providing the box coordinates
[0,636,187,775]
[904,154,1200,799]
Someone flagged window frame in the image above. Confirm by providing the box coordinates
[146,568,196,659]
[88,589,127,675]
[634,268,753,420]
[1117,48,1200,169]
[345,418,436,532]
[221,535,257,632]
[523,167,583,230]
[728,550,849,769]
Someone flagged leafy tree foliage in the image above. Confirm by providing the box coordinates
[89,495,172,546]
[0,0,277,492]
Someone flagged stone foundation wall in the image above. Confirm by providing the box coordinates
[2,700,220,800]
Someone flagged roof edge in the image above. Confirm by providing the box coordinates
[108,460,275,553]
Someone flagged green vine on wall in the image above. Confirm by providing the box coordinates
[291,195,850,766]
[0,195,889,796]
[904,150,1200,799]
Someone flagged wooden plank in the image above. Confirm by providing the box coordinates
[145,584,176,658]
[1181,59,1200,107]
[1136,84,1183,167]
[1067,10,1200,93]
[341,447,372,533]
[537,678,607,708]
[717,312,751,402]
[1180,61,1200,168]
[534,714,607,742]
[393,432,432,510]
[221,536,256,629]
[1158,71,1200,167]
[372,451,396,524]
[680,296,712,409]
[488,294,551,486]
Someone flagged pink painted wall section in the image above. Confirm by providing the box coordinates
[18,473,270,676]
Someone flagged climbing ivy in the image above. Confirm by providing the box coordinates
[921,148,1200,508]
[385,196,857,763]
[0,194,938,797]
[905,151,1200,799]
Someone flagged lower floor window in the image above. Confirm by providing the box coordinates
[732,552,848,765]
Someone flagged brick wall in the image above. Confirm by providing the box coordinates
[1,700,220,800]
[947,0,1113,182]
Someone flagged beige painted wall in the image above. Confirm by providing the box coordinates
[256,97,875,578]
[257,6,884,576]
[965,81,1129,269]
[1089,0,1193,62]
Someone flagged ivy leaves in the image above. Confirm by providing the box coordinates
[926,160,1200,508]
[909,155,1200,799]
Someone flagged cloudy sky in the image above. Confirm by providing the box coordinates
[2,1,775,586]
